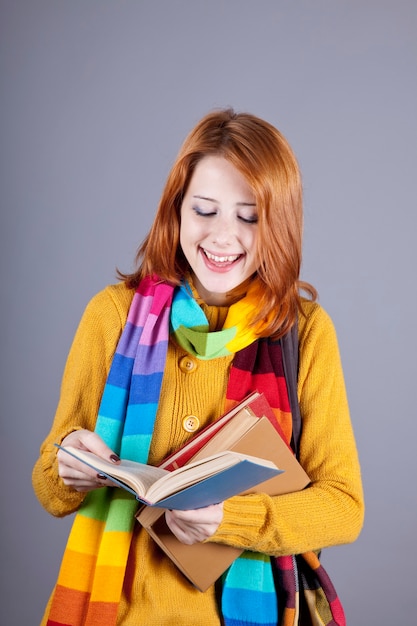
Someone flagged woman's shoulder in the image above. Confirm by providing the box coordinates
[82,282,135,329]
[297,297,337,345]
[101,281,135,308]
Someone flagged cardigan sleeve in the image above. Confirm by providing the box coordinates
[208,302,364,556]
[31,284,133,517]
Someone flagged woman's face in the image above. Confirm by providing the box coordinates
[180,155,259,306]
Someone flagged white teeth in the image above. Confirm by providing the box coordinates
[204,250,240,263]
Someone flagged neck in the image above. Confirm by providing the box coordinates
[189,273,256,306]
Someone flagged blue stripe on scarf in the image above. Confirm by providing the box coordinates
[107,353,134,387]
[222,554,278,625]
[95,415,125,450]
[120,434,153,461]
[170,283,208,332]
[222,588,278,626]
[99,385,129,420]
[222,618,278,626]
[129,372,165,404]
[224,555,276,592]
[123,403,160,434]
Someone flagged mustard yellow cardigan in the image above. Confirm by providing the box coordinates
[33,283,364,626]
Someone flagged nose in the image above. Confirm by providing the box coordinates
[210,215,236,246]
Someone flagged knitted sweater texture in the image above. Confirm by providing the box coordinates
[32,282,364,626]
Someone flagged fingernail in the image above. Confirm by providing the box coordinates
[97,473,107,480]
[110,454,120,463]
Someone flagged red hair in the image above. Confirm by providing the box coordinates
[120,108,316,338]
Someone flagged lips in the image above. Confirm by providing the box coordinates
[201,248,243,267]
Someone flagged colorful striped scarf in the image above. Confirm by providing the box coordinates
[46,275,345,626]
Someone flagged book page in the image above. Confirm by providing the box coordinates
[146,451,277,504]
[56,446,168,497]
[146,452,239,502]
[189,408,258,463]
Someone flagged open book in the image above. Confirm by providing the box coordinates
[137,392,310,590]
[55,444,282,510]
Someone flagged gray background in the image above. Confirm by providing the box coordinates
[1,1,416,624]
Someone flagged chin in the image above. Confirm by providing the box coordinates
[197,276,252,306]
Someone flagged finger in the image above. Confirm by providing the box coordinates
[77,431,121,463]
[57,452,100,480]
[167,503,224,525]
[60,467,113,491]
[60,430,120,464]
[165,513,201,545]
[165,511,214,544]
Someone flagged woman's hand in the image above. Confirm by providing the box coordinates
[165,503,224,545]
[57,429,120,492]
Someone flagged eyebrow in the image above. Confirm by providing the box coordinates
[192,194,256,207]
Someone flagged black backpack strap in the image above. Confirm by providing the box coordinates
[281,319,302,458]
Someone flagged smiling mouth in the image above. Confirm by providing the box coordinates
[202,249,242,265]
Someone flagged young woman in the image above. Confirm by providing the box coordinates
[33,109,364,626]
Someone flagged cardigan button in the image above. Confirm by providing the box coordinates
[182,415,200,433]
[179,356,197,373]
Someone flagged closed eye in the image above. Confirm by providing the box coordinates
[192,206,217,217]
[192,206,257,224]
[238,215,258,224]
